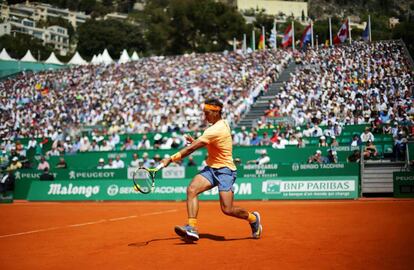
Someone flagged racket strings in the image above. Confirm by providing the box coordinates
[134,168,153,192]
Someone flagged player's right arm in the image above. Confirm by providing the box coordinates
[160,138,207,167]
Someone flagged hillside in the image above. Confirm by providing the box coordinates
[309,0,414,21]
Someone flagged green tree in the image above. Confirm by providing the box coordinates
[144,0,247,55]
[392,21,414,59]
[0,33,54,60]
[77,19,146,59]
[79,0,97,15]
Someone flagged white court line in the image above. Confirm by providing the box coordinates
[141,209,177,216]
[0,209,177,239]
[108,215,137,222]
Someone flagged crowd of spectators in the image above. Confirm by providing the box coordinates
[0,49,291,142]
[1,40,413,171]
[263,41,413,128]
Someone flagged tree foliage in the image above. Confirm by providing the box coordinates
[143,0,248,55]
[0,33,54,60]
[77,19,146,60]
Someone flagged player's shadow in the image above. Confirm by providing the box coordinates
[128,234,250,247]
[199,233,251,242]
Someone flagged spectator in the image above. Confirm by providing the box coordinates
[350,134,362,147]
[142,152,152,168]
[326,149,338,164]
[270,130,279,144]
[113,155,125,169]
[130,153,140,168]
[0,171,15,193]
[260,132,271,146]
[382,123,392,134]
[318,136,328,147]
[360,127,375,143]
[37,156,50,171]
[250,132,261,146]
[0,150,9,170]
[97,158,105,169]
[137,134,151,150]
[347,150,361,163]
[55,157,68,169]
[308,150,323,164]
[247,149,270,165]
[272,137,286,149]
[363,140,378,160]
[39,168,54,181]
[7,156,22,171]
[330,136,339,147]
[89,140,100,151]
[104,158,115,169]
[99,140,113,151]
[393,132,407,161]
[287,135,298,145]
[297,137,306,148]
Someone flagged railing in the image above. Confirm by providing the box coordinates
[405,143,410,171]
[359,150,364,197]
[399,39,414,70]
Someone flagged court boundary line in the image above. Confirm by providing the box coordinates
[0,209,177,239]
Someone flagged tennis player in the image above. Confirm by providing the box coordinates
[160,98,262,241]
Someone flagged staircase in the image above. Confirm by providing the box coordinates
[237,61,297,128]
[361,161,406,195]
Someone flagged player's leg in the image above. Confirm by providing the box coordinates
[219,191,262,239]
[175,173,213,241]
[216,168,263,239]
[219,191,248,219]
[187,174,213,222]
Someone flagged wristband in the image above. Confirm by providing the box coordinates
[171,152,182,162]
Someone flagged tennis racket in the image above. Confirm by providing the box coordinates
[132,163,164,194]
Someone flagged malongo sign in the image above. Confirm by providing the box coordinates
[27,176,358,201]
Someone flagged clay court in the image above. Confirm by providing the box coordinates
[0,200,413,269]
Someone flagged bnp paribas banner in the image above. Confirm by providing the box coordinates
[27,176,358,201]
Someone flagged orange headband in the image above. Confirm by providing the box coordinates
[204,104,222,111]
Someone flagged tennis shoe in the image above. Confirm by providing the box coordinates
[249,211,262,239]
[174,225,199,241]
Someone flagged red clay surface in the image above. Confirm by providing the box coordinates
[0,200,414,270]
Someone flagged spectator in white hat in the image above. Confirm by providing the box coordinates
[307,150,323,164]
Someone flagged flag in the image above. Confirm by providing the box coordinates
[269,21,277,48]
[282,25,293,48]
[258,34,265,50]
[333,19,349,44]
[269,30,276,48]
[361,22,369,41]
[300,24,312,49]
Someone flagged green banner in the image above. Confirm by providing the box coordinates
[27,176,358,201]
[393,171,414,198]
[0,191,13,203]
[16,163,359,181]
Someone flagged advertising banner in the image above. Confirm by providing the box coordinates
[393,172,414,198]
[27,176,358,201]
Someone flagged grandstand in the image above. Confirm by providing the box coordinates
[0,39,413,201]
[1,38,414,270]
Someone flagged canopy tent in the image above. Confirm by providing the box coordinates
[68,51,88,65]
[90,55,98,65]
[20,50,37,62]
[118,49,130,64]
[101,49,113,65]
[0,48,14,61]
[131,51,139,61]
[96,53,103,64]
[45,52,63,65]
